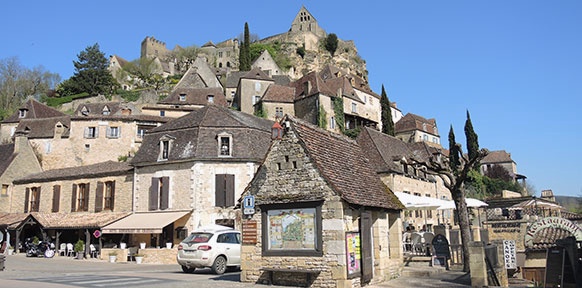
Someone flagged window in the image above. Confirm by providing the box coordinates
[160,110,165,117]
[330,116,336,129]
[18,109,27,118]
[24,187,41,212]
[255,82,261,92]
[423,135,428,141]
[215,174,235,207]
[72,183,90,212]
[351,103,357,113]
[45,142,52,154]
[1,184,8,196]
[218,133,232,156]
[137,127,147,139]
[84,127,98,138]
[275,107,284,118]
[107,126,120,138]
[102,106,110,115]
[160,140,170,160]
[149,177,170,210]
[261,201,323,256]
[253,95,261,105]
[207,95,214,103]
[179,94,186,101]
[52,185,60,212]
[217,232,240,244]
[218,52,223,58]
[95,181,115,212]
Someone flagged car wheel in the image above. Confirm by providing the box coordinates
[181,265,196,273]
[211,256,227,275]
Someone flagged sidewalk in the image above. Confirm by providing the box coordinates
[368,266,471,288]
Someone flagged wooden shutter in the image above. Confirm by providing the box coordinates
[34,187,41,212]
[160,176,170,210]
[95,181,104,212]
[149,177,159,211]
[215,174,225,207]
[71,184,77,212]
[24,188,30,213]
[83,183,90,211]
[110,181,116,211]
[360,210,373,284]
[225,174,235,207]
[52,185,60,212]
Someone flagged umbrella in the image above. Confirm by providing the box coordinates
[437,198,488,210]
[394,192,443,210]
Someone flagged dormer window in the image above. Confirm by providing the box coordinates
[207,95,214,103]
[351,103,357,113]
[102,106,110,115]
[422,123,427,131]
[81,106,89,116]
[179,94,186,101]
[18,109,27,118]
[218,132,232,157]
[158,135,175,161]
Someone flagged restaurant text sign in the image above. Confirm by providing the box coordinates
[503,240,517,269]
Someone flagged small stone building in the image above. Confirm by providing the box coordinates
[240,116,404,287]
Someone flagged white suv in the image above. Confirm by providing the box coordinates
[176,225,241,274]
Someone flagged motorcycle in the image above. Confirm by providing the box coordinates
[24,238,55,258]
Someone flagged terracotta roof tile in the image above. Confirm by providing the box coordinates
[3,99,66,123]
[482,150,514,164]
[290,116,403,210]
[0,212,28,229]
[14,161,132,184]
[241,67,273,81]
[159,87,228,107]
[261,85,295,103]
[356,127,412,174]
[394,113,439,136]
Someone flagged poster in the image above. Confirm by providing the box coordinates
[503,240,517,269]
[267,208,316,250]
[346,232,361,277]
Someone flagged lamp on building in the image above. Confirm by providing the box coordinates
[271,121,283,140]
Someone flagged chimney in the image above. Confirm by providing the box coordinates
[13,130,30,153]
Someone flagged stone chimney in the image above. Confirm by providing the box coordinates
[13,130,30,153]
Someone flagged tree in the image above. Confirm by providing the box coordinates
[165,45,200,73]
[414,112,488,272]
[121,57,163,89]
[238,22,252,71]
[59,43,117,96]
[465,110,479,160]
[324,33,338,57]
[0,57,60,119]
[380,85,395,136]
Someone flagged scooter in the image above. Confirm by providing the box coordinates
[24,238,55,258]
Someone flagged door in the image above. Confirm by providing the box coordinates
[360,210,373,284]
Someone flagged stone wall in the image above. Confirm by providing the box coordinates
[262,102,294,122]
[237,78,273,115]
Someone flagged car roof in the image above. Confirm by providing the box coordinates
[192,224,237,233]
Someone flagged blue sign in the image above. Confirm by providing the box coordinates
[243,195,255,209]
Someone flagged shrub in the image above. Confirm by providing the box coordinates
[74,240,84,252]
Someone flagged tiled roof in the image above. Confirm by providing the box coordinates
[482,150,514,164]
[15,116,71,139]
[74,102,138,116]
[290,71,334,99]
[272,75,291,86]
[173,67,207,89]
[0,213,28,229]
[159,87,228,107]
[324,77,361,102]
[241,67,273,81]
[2,99,66,123]
[484,196,535,209]
[394,113,439,136]
[225,71,247,88]
[131,105,273,165]
[0,143,16,176]
[356,127,412,174]
[14,161,133,184]
[290,116,403,210]
[30,212,131,229]
[261,85,295,103]
[529,227,576,250]
[70,114,168,123]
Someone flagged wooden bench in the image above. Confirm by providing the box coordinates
[261,268,321,287]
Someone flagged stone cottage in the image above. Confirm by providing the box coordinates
[240,116,404,287]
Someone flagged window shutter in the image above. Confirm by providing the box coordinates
[118,127,121,137]
[149,178,159,211]
[84,127,89,138]
[24,188,30,213]
[71,184,77,212]
[52,185,60,212]
[35,187,41,212]
[95,181,104,212]
[215,174,225,207]
[95,127,99,138]
[226,174,235,207]
[84,183,90,211]
[160,176,170,210]
[110,181,116,211]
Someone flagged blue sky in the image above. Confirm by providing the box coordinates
[2,1,581,197]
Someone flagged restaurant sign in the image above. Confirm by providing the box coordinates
[524,217,582,248]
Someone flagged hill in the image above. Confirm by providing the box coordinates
[555,195,582,213]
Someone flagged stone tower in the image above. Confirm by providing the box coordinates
[141,36,169,59]
[290,6,326,38]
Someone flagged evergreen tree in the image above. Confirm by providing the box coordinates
[324,33,338,57]
[59,43,117,96]
[380,85,395,136]
[238,22,251,71]
[465,110,480,161]
[448,125,460,172]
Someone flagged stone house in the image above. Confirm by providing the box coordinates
[235,68,276,114]
[394,113,441,148]
[356,127,452,231]
[10,161,133,253]
[255,85,295,121]
[480,150,526,184]
[0,99,67,143]
[252,50,283,77]
[0,133,43,213]
[126,105,273,247]
[240,116,404,287]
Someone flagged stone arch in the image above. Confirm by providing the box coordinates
[524,217,582,248]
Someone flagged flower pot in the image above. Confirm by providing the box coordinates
[76,252,84,260]
[135,256,143,264]
[119,243,126,249]
[109,255,117,263]
[139,243,146,249]
[166,243,172,249]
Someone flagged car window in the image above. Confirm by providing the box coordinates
[184,232,213,243]
[217,232,240,244]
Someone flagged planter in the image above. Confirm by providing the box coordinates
[76,252,84,260]
[109,255,117,263]
[139,243,146,249]
[166,243,172,249]
[119,243,126,249]
[135,256,143,264]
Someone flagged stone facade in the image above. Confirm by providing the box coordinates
[252,50,283,77]
[236,72,274,115]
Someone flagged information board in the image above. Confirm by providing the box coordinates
[345,232,361,277]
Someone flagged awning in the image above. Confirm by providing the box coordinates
[437,198,489,210]
[393,192,448,210]
[101,211,191,234]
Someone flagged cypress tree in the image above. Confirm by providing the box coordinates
[464,110,480,161]
[238,22,251,71]
[448,125,460,171]
[380,84,395,136]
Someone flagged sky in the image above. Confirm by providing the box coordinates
[2,1,581,197]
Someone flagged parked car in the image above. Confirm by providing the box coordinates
[177,225,241,274]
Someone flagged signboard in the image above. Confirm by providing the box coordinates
[243,195,255,215]
[503,240,517,269]
[242,220,258,245]
[432,234,451,258]
[93,230,102,238]
[345,232,361,277]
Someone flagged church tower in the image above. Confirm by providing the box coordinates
[290,6,326,38]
